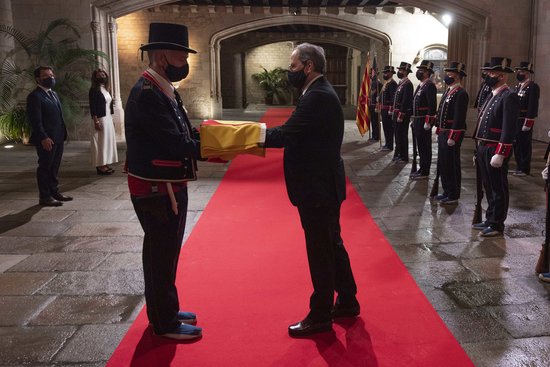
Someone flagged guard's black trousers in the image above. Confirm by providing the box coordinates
[437,131,463,200]
[393,115,410,161]
[132,189,188,334]
[368,105,380,140]
[513,128,533,175]
[297,204,358,322]
[381,110,394,149]
[412,117,432,176]
[477,143,509,231]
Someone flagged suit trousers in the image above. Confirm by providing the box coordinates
[368,105,380,140]
[513,128,533,175]
[393,115,410,161]
[131,189,188,334]
[380,110,394,149]
[413,118,432,175]
[297,204,358,322]
[437,132,463,200]
[35,141,64,199]
[477,144,509,231]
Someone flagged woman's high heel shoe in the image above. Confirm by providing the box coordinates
[96,167,112,175]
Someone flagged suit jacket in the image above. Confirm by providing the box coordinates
[89,87,114,119]
[26,87,67,145]
[513,80,539,119]
[265,76,346,208]
[475,86,520,145]
[125,72,200,182]
[392,78,413,119]
[412,79,437,117]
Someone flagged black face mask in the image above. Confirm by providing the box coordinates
[287,69,308,90]
[516,74,526,82]
[481,72,487,79]
[383,74,391,81]
[415,71,425,81]
[165,62,189,82]
[40,76,55,89]
[484,74,500,87]
[444,76,455,85]
[397,71,405,79]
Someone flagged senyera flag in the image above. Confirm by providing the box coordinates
[356,53,371,137]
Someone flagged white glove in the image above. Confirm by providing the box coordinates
[522,125,531,132]
[542,166,548,180]
[490,154,505,168]
[424,122,431,130]
[447,139,455,147]
[473,155,476,167]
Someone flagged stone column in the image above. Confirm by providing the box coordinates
[108,18,125,141]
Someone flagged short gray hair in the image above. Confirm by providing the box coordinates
[294,43,326,74]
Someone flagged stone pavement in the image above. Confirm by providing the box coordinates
[0,109,549,366]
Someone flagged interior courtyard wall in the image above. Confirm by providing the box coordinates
[534,0,549,143]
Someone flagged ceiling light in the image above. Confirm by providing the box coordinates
[442,13,452,27]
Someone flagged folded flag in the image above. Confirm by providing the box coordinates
[200,120,266,161]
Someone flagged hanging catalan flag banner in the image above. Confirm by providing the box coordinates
[356,53,371,137]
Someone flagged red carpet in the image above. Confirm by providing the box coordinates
[107,108,474,367]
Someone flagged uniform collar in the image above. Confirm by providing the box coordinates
[492,84,508,96]
[448,83,462,91]
[145,67,175,100]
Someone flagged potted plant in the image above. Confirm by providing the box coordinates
[0,18,108,143]
[252,67,289,105]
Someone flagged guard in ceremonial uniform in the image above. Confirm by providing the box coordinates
[473,57,520,237]
[392,62,414,163]
[368,69,382,141]
[125,23,203,340]
[511,61,540,176]
[410,60,437,179]
[434,62,469,205]
[474,62,492,113]
[379,66,397,151]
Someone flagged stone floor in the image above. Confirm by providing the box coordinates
[0,108,549,367]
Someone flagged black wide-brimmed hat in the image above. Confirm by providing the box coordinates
[514,61,534,73]
[139,23,197,54]
[444,61,467,77]
[396,61,412,74]
[382,65,396,74]
[481,57,514,73]
[417,60,434,73]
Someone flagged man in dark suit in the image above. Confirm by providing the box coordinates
[410,60,437,180]
[125,23,202,340]
[265,43,359,338]
[392,62,414,163]
[379,65,397,151]
[473,57,520,237]
[511,61,540,176]
[434,62,469,205]
[26,66,72,206]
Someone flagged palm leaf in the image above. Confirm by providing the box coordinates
[0,24,33,56]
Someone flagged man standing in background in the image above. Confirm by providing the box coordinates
[379,65,397,151]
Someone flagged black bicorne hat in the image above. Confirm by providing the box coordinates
[417,60,434,73]
[396,62,412,74]
[139,23,197,54]
[444,61,467,77]
[481,57,514,73]
[514,61,534,73]
[382,65,396,74]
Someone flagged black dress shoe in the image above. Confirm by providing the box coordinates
[39,197,63,207]
[52,193,73,201]
[331,304,360,319]
[288,317,332,337]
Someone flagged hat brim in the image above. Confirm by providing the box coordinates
[140,42,197,54]
[397,68,412,73]
[382,70,396,74]
[481,65,514,73]
[514,67,534,73]
[444,68,467,77]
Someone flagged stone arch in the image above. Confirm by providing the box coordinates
[209,15,392,116]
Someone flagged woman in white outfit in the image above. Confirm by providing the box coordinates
[89,69,118,175]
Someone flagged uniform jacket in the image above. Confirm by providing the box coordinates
[436,86,469,132]
[89,87,114,119]
[474,82,491,109]
[125,72,200,182]
[369,78,381,106]
[412,79,437,117]
[265,76,346,208]
[513,80,539,119]
[392,78,413,119]
[379,79,397,111]
[475,86,520,145]
[26,87,67,145]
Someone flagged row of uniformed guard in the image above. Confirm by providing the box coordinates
[368,57,540,237]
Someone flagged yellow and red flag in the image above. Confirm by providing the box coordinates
[356,53,371,137]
